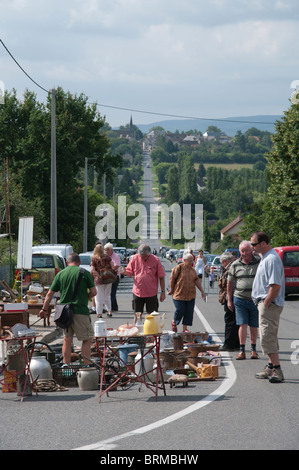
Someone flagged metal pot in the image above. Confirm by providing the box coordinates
[77,368,99,391]
[29,356,52,381]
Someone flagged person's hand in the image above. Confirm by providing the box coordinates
[160,292,166,302]
[39,309,47,319]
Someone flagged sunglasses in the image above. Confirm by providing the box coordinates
[251,241,261,247]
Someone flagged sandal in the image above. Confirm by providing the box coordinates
[107,312,112,317]
[97,313,102,318]
[171,320,177,332]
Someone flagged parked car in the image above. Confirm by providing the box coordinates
[113,247,128,264]
[32,244,73,264]
[274,246,299,296]
[79,251,93,272]
[204,254,217,277]
[209,255,222,280]
[225,248,240,259]
[26,253,65,286]
[175,249,185,264]
[166,249,179,260]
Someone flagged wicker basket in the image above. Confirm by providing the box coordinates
[181,331,210,343]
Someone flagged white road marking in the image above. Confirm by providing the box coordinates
[74,304,237,450]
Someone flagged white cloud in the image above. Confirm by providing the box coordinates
[0,0,298,125]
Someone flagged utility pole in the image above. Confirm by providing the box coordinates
[50,88,57,243]
[83,157,88,252]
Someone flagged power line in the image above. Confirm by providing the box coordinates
[0,39,49,94]
[1,38,277,126]
[94,102,277,125]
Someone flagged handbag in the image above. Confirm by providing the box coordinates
[54,268,85,330]
[98,267,118,284]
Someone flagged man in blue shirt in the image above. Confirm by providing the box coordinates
[251,231,285,383]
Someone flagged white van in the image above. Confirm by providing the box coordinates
[32,244,74,266]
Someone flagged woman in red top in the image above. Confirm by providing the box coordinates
[90,243,115,317]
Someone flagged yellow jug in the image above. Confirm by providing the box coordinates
[143,314,159,335]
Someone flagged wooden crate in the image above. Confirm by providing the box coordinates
[0,310,29,328]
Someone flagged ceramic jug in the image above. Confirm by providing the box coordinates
[150,311,165,333]
[94,319,106,337]
[143,314,159,335]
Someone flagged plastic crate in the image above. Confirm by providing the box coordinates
[52,364,88,387]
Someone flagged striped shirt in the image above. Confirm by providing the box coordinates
[227,257,260,300]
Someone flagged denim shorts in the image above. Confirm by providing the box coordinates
[173,298,195,326]
[233,296,259,327]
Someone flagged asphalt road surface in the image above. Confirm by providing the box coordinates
[1,264,299,451]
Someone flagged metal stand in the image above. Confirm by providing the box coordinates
[0,335,39,402]
[95,334,166,402]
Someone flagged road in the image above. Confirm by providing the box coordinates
[1,151,299,452]
[1,273,299,451]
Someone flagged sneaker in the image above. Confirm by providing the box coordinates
[255,365,272,379]
[269,368,284,383]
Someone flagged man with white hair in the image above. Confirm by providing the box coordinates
[123,244,166,316]
[227,241,260,360]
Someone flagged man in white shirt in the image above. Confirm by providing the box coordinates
[251,231,285,383]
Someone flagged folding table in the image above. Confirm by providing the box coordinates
[94,333,166,402]
[0,335,39,402]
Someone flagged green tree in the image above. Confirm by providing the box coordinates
[203,213,211,252]
[166,166,180,205]
[263,103,299,245]
[179,154,197,204]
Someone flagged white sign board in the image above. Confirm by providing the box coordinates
[17,217,34,269]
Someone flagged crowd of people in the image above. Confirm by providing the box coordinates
[39,231,285,383]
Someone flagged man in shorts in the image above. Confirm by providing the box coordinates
[251,231,285,383]
[123,244,166,318]
[227,241,260,360]
[40,253,97,365]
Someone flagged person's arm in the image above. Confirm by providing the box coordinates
[88,286,97,299]
[195,278,206,301]
[159,277,166,302]
[263,284,281,309]
[227,280,234,311]
[39,289,55,318]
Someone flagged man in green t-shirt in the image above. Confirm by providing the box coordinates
[40,253,96,365]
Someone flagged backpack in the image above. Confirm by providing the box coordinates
[98,267,118,284]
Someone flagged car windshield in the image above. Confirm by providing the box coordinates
[32,255,55,268]
[283,251,299,267]
[80,255,91,265]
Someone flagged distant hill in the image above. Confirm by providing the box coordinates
[136,115,282,136]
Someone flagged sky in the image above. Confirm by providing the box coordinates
[0,0,298,128]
